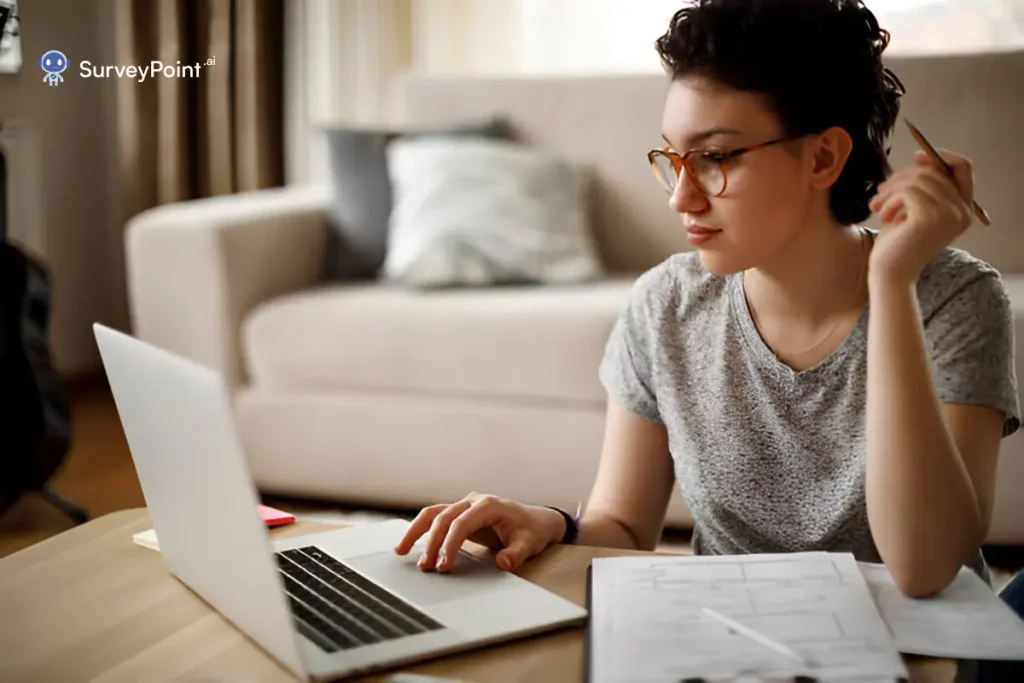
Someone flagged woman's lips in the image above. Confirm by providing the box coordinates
[686,225,721,245]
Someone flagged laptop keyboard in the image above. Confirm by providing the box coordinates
[276,546,446,653]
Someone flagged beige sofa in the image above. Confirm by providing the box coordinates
[125,50,1024,543]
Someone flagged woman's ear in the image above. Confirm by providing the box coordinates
[808,126,853,189]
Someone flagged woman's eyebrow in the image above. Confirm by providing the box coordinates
[662,127,742,149]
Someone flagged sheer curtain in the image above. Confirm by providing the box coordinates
[515,0,686,75]
[284,0,521,185]
[285,0,412,184]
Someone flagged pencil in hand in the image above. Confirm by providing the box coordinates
[903,118,991,226]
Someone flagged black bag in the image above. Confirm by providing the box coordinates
[0,132,85,522]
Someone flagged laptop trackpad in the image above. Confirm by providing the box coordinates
[345,550,512,607]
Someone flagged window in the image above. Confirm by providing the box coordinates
[868,0,1024,55]
[513,0,1024,75]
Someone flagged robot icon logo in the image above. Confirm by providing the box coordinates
[40,49,68,86]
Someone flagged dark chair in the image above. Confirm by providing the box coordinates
[976,571,1024,683]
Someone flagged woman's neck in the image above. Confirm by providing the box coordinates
[740,217,872,369]
[743,220,870,327]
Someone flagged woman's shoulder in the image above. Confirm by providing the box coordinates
[625,251,728,318]
[920,245,1004,284]
[917,247,1012,320]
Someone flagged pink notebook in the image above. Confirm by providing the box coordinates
[133,504,297,552]
[258,504,296,527]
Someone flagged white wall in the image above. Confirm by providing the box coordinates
[0,0,125,377]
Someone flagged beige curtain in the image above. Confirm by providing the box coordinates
[410,0,521,76]
[286,0,522,185]
[114,0,284,218]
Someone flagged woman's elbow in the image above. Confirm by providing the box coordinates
[884,527,985,599]
[889,563,957,599]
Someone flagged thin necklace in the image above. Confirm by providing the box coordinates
[747,227,870,361]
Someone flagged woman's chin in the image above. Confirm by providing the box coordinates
[695,247,747,277]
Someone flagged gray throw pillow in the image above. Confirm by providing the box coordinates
[383,136,603,289]
[323,117,514,280]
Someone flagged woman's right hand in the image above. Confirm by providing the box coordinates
[393,492,568,573]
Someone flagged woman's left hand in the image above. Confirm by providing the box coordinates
[867,148,977,284]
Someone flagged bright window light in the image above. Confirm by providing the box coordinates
[514,0,1024,75]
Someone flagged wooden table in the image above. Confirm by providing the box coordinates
[0,508,957,682]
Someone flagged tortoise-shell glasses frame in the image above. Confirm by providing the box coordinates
[647,134,806,197]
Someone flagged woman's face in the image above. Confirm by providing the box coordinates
[660,76,831,276]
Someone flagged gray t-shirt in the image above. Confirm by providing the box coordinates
[599,243,1020,583]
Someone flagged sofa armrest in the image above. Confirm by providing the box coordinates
[125,184,332,388]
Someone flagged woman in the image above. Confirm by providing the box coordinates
[394,0,1020,602]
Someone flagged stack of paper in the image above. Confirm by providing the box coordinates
[132,527,160,551]
[588,551,1024,683]
[859,561,1024,660]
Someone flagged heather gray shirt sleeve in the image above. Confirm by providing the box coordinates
[598,266,669,424]
[919,254,1021,436]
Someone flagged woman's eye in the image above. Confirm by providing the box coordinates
[703,152,728,163]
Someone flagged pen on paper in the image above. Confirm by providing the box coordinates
[700,607,810,669]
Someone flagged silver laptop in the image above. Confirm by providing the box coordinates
[93,323,587,681]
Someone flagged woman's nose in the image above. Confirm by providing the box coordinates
[669,172,709,214]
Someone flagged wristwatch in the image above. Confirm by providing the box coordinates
[545,501,581,544]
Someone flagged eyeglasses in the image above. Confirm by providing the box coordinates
[647,135,803,197]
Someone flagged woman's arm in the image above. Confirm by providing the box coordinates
[865,272,1004,598]
[575,397,676,551]
[864,147,1015,598]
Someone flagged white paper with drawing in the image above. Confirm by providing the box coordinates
[859,561,1024,660]
[589,552,908,683]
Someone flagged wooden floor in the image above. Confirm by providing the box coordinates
[0,377,345,558]
[0,377,146,558]
[2,377,1021,586]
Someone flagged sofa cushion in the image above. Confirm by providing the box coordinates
[241,278,637,405]
[383,136,603,288]
[323,117,514,281]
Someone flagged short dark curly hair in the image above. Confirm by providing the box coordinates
[655,0,905,225]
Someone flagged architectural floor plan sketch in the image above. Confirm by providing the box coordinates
[589,551,909,683]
